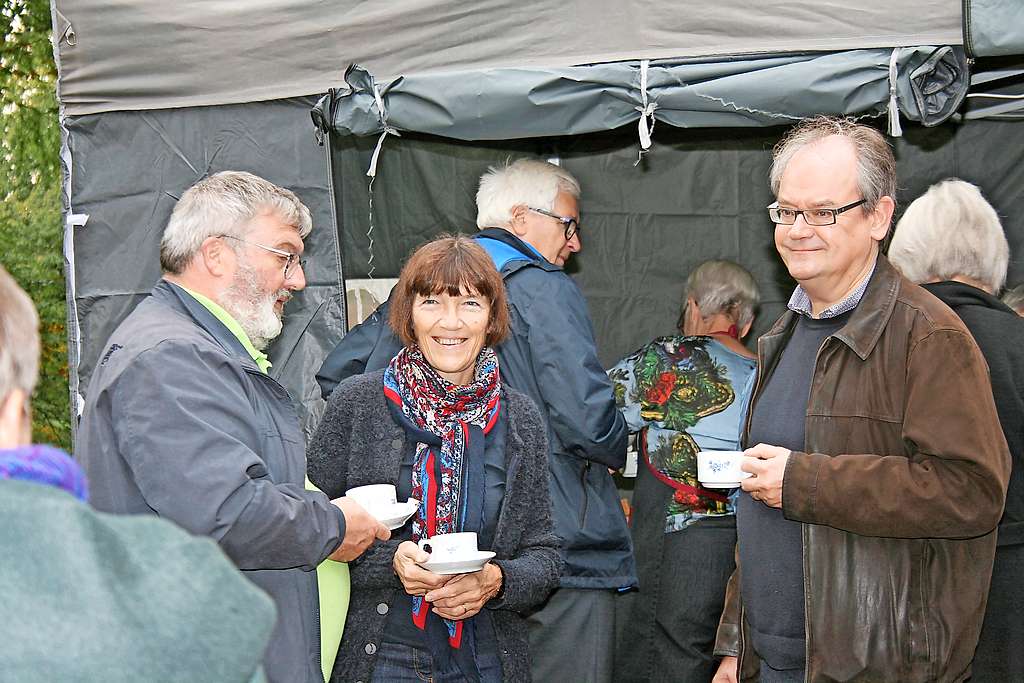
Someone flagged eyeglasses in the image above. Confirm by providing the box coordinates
[219,234,306,279]
[528,206,580,241]
[767,199,867,227]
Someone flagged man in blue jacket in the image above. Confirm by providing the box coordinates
[77,171,390,683]
[317,159,636,682]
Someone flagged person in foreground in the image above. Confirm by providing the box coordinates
[0,264,276,683]
[75,171,389,683]
[712,118,1010,683]
[307,235,561,682]
[609,260,758,683]
[889,178,1024,681]
[316,159,635,682]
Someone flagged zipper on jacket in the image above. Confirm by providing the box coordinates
[579,461,591,526]
[314,584,324,683]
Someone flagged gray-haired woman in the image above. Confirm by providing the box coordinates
[608,259,759,682]
[889,178,1024,681]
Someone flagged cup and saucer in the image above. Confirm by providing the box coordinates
[346,484,419,530]
[696,450,753,488]
[415,532,496,575]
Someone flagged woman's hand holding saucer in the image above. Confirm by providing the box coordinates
[425,562,503,621]
[394,541,450,595]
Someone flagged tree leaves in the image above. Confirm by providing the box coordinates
[1,0,69,448]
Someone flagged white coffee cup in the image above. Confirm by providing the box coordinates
[418,532,478,560]
[345,484,397,512]
[697,450,752,488]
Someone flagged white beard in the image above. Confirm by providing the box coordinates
[220,260,290,350]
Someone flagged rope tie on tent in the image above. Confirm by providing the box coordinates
[887,49,903,137]
[366,84,401,179]
[363,83,400,277]
[634,60,657,165]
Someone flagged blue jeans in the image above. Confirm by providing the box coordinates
[370,641,503,683]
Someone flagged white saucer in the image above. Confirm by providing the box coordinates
[372,499,419,530]
[701,481,741,488]
[417,551,496,575]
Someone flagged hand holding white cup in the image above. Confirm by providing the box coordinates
[697,450,754,488]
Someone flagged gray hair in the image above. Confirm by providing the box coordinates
[1002,284,1024,315]
[476,159,581,229]
[160,171,313,274]
[889,179,1008,294]
[770,116,897,215]
[0,265,40,401]
[679,259,760,332]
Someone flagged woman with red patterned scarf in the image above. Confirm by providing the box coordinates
[308,235,561,682]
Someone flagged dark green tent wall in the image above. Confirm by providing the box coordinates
[326,119,1024,368]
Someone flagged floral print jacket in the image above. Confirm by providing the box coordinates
[608,336,756,532]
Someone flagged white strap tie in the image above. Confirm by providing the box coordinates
[366,83,400,178]
[887,49,903,138]
[635,60,657,165]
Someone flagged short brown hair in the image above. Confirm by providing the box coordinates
[388,234,510,347]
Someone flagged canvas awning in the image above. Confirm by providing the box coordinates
[53,0,963,116]
[313,47,970,147]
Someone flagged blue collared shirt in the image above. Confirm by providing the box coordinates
[787,259,877,319]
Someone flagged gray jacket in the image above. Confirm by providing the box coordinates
[76,280,347,683]
[307,370,563,682]
[316,229,636,589]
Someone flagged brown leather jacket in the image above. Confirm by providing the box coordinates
[715,255,1011,682]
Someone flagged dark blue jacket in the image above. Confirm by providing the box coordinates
[317,229,636,589]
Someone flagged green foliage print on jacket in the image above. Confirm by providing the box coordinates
[610,336,755,523]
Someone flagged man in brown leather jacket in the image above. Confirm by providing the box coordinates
[712,117,1011,683]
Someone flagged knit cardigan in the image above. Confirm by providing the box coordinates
[307,370,563,683]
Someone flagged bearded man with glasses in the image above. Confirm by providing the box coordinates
[711,117,1010,683]
[77,171,390,683]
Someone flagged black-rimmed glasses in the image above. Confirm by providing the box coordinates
[528,206,580,241]
[219,234,306,279]
[767,198,867,227]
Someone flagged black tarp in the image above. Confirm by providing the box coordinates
[64,97,342,439]
[327,118,1024,368]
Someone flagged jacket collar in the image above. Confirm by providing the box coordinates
[151,280,262,372]
[922,280,1015,316]
[762,253,902,362]
[474,228,563,274]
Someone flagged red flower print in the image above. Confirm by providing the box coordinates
[645,372,676,405]
[673,488,700,506]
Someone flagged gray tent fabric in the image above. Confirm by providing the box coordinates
[324,119,1024,368]
[962,61,1024,120]
[964,0,1024,57]
[51,0,1024,445]
[52,0,963,117]
[314,47,969,144]
[62,97,342,442]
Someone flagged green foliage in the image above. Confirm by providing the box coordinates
[1,0,69,448]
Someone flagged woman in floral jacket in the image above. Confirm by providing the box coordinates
[609,260,759,683]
